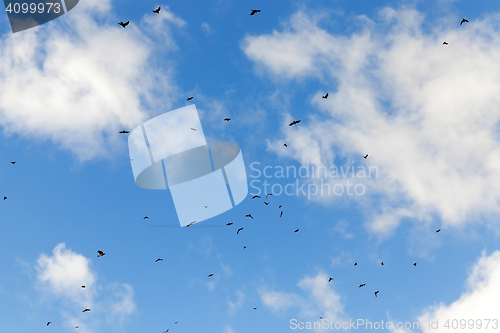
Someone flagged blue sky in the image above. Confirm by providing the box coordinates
[2,0,500,332]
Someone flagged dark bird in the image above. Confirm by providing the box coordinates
[363,154,368,159]
[224,118,230,121]
[243,246,246,249]
[289,120,301,126]
[10,161,15,164]
[280,211,283,217]
[226,222,233,226]
[97,250,105,257]
[75,326,78,329]
[204,205,208,208]
[279,205,282,208]
[155,258,163,262]
[284,143,287,147]
[266,193,272,199]
[250,9,261,15]
[47,322,51,326]
[152,6,161,14]
[164,330,169,333]
[119,130,129,134]
[328,277,333,282]
[322,93,329,99]
[380,261,384,266]
[237,227,243,234]
[187,96,194,101]
[294,229,299,233]
[264,202,269,205]
[253,307,257,310]
[186,221,196,227]
[374,291,379,297]
[118,21,130,28]
[252,195,260,199]
[359,284,366,288]
[175,322,178,324]
[143,216,149,220]
[82,309,91,312]
[245,214,253,219]
[208,273,214,277]
[81,285,85,288]
[190,127,197,131]
[460,18,469,25]
[354,262,357,266]
[436,229,441,233]
[413,262,417,266]
[443,41,448,45]
[3,196,6,200]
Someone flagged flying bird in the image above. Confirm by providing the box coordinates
[460,18,469,25]
[81,285,85,288]
[380,261,384,266]
[436,229,441,233]
[294,229,299,233]
[237,227,243,234]
[10,161,15,164]
[289,120,301,126]
[363,154,368,159]
[224,118,230,121]
[186,221,196,227]
[226,222,233,226]
[143,216,149,220]
[359,284,366,288]
[443,41,448,45]
[413,262,417,266]
[374,291,379,297]
[82,309,91,312]
[155,258,163,262]
[119,130,129,134]
[208,273,214,277]
[266,193,272,199]
[253,307,257,310]
[354,262,357,266]
[152,6,161,14]
[97,250,105,257]
[322,93,329,99]
[75,326,78,329]
[279,205,282,208]
[243,246,246,249]
[164,330,169,333]
[252,195,260,199]
[118,21,130,28]
[280,211,283,217]
[3,196,6,200]
[264,202,269,205]
[190,127,197,131]
[204,205,208,208]
[245,214,253,219]
[47,322,51,326]
[187,96,194,101]
[250,9,261,15]
[284,143,287,147]
[328,277,333,282]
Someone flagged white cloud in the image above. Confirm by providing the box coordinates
[242,8,500,235]
[227,290,245,314]
[418,250,500,332]
[201,22,213,34]
[0,1,183,161]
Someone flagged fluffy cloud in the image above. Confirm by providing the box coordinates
[0,1,182,161]
[242,8,500,234]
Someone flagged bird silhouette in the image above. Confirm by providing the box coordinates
[164,330,169,333]
[294,229,299,233]
[280,211,283,217]
[266,193,272,199]
[119,130,129,134]
[47,322,51,326]
[118,21,129,28]
[10,161,15,164]
[284,143,287,147]
[381,261,384,266]
[354,262,357,266]
[253,307,257,310]
[289,120,301,126]
[243,246,246,249]
[226,222,233,226]
[155,258,163,262]
[363,154,368,159]
[224,118,230,121]
[208,273,214,277]
[328,277,333,282]
[190,127,197,131]
[245,214,253,219]
[250,9,261,15]
[252,195,260,199]
[237,227,243,234]
[460,18,469,25]
[187,96,194,101]
[413,262,417,266]
[75,326,78,329]
[3,196,6,200]
[97,250,105,257]
[186,221,196,227]
[81,285,85,288]
[436,229,441,233]
[322,93,328,99]
[152,6,161,14]
[143,216,149,220]
[359,284,366,288]
[204,205,208,208]
[374,291,379,297]
[82,308,91,312]
[264,202,269,205]
[443,41,448,45]
[279,205,282,208]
